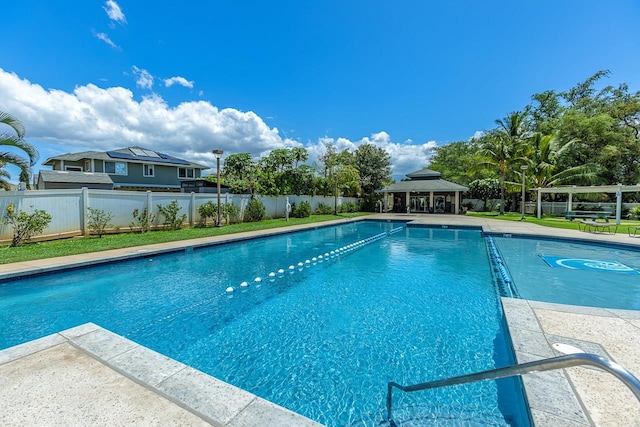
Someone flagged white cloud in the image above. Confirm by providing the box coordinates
[470,130,484,140]
[103,0,126,25]
[0,68,439,179]
[0,68,290,169]
[92,30,120,50]
[304,131,437,179]
[164,76,195,89]
[132,66,154,90]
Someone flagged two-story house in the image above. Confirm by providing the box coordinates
[38,146,209,191]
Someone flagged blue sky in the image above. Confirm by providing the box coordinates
[2,0,640,181]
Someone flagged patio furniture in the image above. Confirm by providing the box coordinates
[578,220,618,234]
[628,226,640,237]
[565,210,613,221]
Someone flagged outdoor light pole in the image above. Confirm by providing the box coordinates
[520,165,528,220]
[213,149,224,227]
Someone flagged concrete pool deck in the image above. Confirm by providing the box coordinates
[1,214,640,425]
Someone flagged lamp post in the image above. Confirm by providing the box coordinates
[520,165,528,220]
[212,149,224,227]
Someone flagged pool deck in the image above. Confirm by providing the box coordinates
[1,213,640,426]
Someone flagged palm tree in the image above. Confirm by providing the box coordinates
[476,111,531,214]
[529,133,599,191]
[0,111,39,189]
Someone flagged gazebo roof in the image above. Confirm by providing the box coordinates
[406,168,442,179]
[376,168,468,193]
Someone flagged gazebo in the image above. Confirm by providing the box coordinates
[536,184,640,224]
[376,168,468,214]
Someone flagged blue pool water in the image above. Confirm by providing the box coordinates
[493,236,640,310]
[0,222,529,426]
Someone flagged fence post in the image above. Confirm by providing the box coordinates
[146,191,153,229]
[190,192,196,227]
[81,187,89,236]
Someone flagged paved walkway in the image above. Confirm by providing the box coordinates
[1,214,640,426]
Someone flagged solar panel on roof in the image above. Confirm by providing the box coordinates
[107,151,135,160]
[141,149,160,158]
[130,148,147,156]
[106,150,191,165]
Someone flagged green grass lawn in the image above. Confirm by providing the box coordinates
[466,211,640,232]
[0,213,370,265]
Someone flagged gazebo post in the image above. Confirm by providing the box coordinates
[537,188,542,219]
[567,193,573,213]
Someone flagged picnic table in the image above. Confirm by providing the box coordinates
[565,210,613,221]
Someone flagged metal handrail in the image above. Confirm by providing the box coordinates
[386,353,640,423]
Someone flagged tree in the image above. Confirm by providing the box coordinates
[286,164,316,195]
[429,140,483,186]
[0,111,39,189]
[221,153,257,194]
[467,178,500,211]
[354,144,392,211]
[527,90,564,135]
[475,111,531,214]
[528,133,599,192]
[291,147,309,168]
[551,71,640,185]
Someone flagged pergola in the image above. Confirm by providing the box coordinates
[536,184,640,224]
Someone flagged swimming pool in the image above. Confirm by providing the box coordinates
[0,221,530,426]
[492,236,640,310]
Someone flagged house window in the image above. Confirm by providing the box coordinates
[105,161,127,175]
[178,168,195,179]
[84,159,91,172]
[65,166,82,172]
[143,164,154,177]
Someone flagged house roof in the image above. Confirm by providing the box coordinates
[376,168,468,193]
[38,170,114,185]
[42,146,209,169]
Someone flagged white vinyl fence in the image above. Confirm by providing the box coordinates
[0,189,358,243]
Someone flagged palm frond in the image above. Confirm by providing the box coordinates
[0,134,39,165]
[0,151,32,176]
[0,111,26,139]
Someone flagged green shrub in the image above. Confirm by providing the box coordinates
[87,207,113,238]
[632,206,640,220]
[2,204,53,247]
[197,201,217,227]
[130,207,156,233]
[314,202,333,215]
[223,202,240,224]
[291,201,311,218]
[337,201,358,213]
[157,200,187,230]
[244,197,265,222]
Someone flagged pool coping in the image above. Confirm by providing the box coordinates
[2,213,640,425]
[0,323,322,426]
[502,298,640,426]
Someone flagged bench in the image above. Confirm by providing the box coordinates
[578,220,618,234]
[565,210,613,222]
